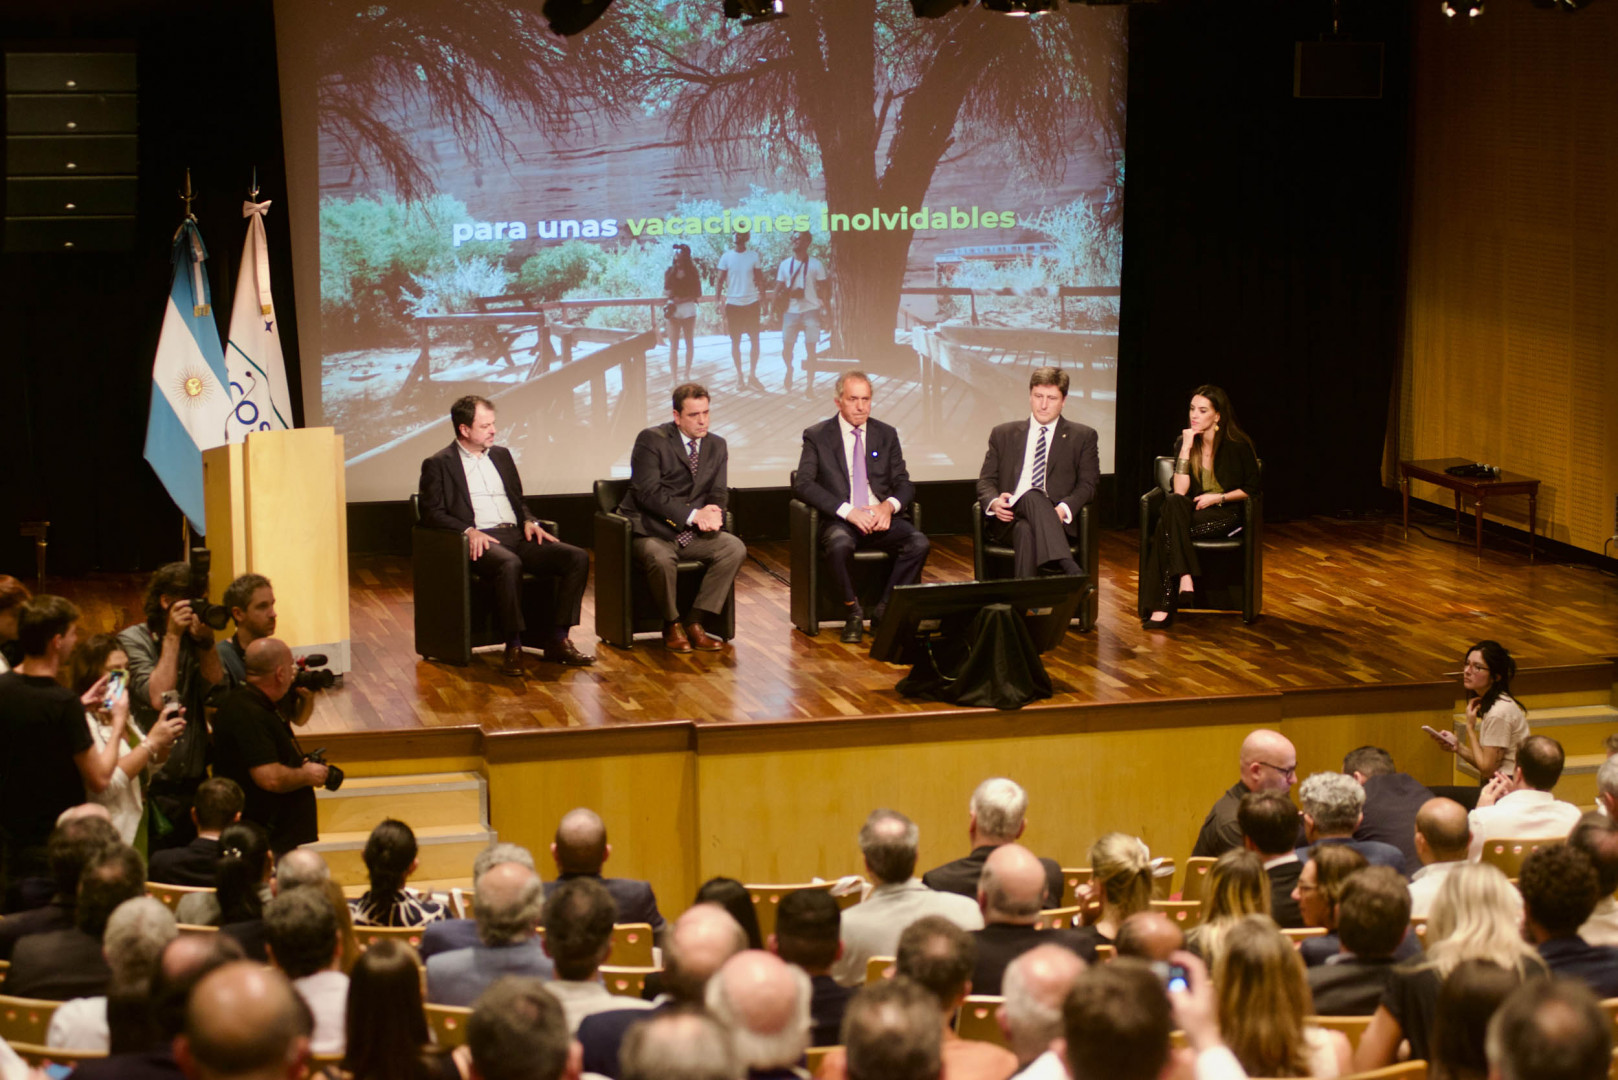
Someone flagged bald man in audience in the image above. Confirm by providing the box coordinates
[841,979,943,1080]
[1192,729,1298,858]
[1485,977,1612,1080]
[578,901,749,1079]
[972,844,1098,996]
[427,861,553,1006]
[1114,911,1184,963]
[173,961,312,1080]
[998,944,1086,1078]
[272,849,329,895]
[1407,797,1485,919]
[543,808,666,935]
[705,951,813,1079]
[466,976,580,1080]
[923,779,1064,908]
[621,1010,738,1080]
[1572,812,1618,947]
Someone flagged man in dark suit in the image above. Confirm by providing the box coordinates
[543,808,667,935]
[1238,790,1305,929]
[976,366,1100,578]
[1345,746,1434,878]
[922,778,1064,910]
[418,394,592,677]
[0,812,119,961]
[148,777,243,887]
[425,862,554,1006]
[6,843,145,1000]
[1297,772,1410,876]
[1306,866,1411,1015]
[792,372,929,643]
[970,845,1098,997]
[616,383,746,653]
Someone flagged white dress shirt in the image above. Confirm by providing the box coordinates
[46,996,108,1051]
[1468,788,1584,862]
[547,978,654,1034]
[1581,895,1618,947]
[834,416,902,521]
[294,969,351,1056]
[989,416,1072,524]
[458,442,519,531]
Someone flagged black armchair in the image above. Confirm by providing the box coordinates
[592,479,737,648]
[788,473,924,637]
[410,495,562,665]
[969,500,1099,632]
[1137,456,1263,623]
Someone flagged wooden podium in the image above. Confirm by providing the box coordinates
[201,428,351,674]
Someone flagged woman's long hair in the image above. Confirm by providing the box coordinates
[1191,849,1271,970]
[215,822,271,924]
[1430,959,1522,1080]
[342,940,440,1080]
[1089,833,1156,925]
[1215,915,1314,1078]
[1463,640,1520,719]
[362,819,418,901]
[1422,863,1542,980]
[1307,844,1368,930]
[1189,384,1255,462]
[67,633,125,699]
[694,877,763,950]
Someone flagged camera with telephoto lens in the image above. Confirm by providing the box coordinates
[186,548,233,632]
[293,653,336,691]
[303,747,344,791]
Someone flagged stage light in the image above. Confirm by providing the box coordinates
[543,0,615,35]
[911,0,970,15]
[981,0,1059,14]
[1438,0,1483,17]
[723,0,788,24]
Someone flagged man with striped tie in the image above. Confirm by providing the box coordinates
[977,367,1100,579]
[616,384,747,653]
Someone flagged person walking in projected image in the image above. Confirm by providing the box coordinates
[663,243,702,385]
[777,230,828,393]
[1140,384,1260,629]
[715,230,767,393]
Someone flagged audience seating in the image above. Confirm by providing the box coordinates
[1138,456,1263,624]
[955,996,1009,1048]
[177,923,220,934]
[970,500,1100,631]
[1149,899,1202,929]
[1153,858,1177,901]
[609,923,656,968]
[1282,927,1329,945]
[146,881,214,912]
[1094,944,1116,963]
[744,882,836,940]
[601,965,659,998]
[866,956,894,984]
[354,925,427,950]
[787,473,923,636]
[1059,867,1093,909]
[1180,857,1216,903]
[425,1003,473,1050]
[411,494,564,665]
[1600,998,1618,1033]
[4,1042,106,1069]
[0,996,58,1046]
[1336,1064,1427,1080]
[1311,1015,1374,1050]
[806,1046,836,1076]
[1034,906,1082,930]
[593,479,737,649]
[1479,837,1550,881]
[0,959,7,988]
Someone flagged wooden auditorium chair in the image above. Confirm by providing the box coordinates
[410,494,563,665]
[955,996,1009,1047]
[424,1003,473,1049]
[788,471,923,636]
[1138,456,1263,624]
[969,499,1100,631]
[592,479,736,649]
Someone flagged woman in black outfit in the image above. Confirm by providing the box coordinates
[1142,385,1260,627]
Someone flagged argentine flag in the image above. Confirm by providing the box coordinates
[225,199,294,441]
[144,219,233,534]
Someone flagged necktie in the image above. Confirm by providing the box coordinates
[850,426,870,508]
[676,439,699,547]
[1032,425,1048,493]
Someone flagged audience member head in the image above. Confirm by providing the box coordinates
[1519,844,1601,942]
[1569,811,1618,898]
[242,638,294,701]
[323,879,360,975]
[48,813,121,902]
[1431,960,1521,1080]
[1202,848,1270,922]
[1343,746,1397,781]
[474,842,536,883]
[1415,797,1473,866]
[771,887,841,975]
[1088,833,1156,928]
[1486,979,1612,1080]
[273,849,330,895]
[67,632,128,697]
[264,886,340,979]
[1295,843,1366,930]
[1214,915,1314,1079]
[621,1008,737,1080]
[78,843,147,939]
[551,808,608,875]
[1298,772,1365,840]
[1114,911,1184,962]
[1597,757,1618,819]
[1238,790,1301,858]
[466,976,577,1080]
[705,950,812,1072]
[541,877,616,981]
[216,822,273,923]
[0,574,30,644]
[17,594,80,661]
[664,901,750,1005]
[142,562,193,631]
[343,940,433,1080]
[175,961,312,1080]
[842,978,943,1080]
[104,896,179,995]
[978,842,1048,925]
[1516,735,1565,792]
[1426,863,1541,979]
[1462,640,1516,715]
[1000,943,1086,1066]
[1061,959,1174,1080]
[969,777,1030,845]
[694,876,764,950]
[1337,866,1413,959]
[151,933,248,1045]
[223,574,275,640]
[1238,729,1297,793]
[194,778,246,837]
[859,808,920,885]
[361,818,418,900]
[896,916,976,1014]
[474,862,544,948]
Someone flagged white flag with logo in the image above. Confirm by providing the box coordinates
[225,198,294,440]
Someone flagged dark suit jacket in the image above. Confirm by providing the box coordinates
[418,442,538,533]
[1266,859,1305,929]
[5,926,111,1000]
[1355,773,1434,877]
[793,416,915,519]
[923,846,1064,911]
[971,922,1101,996]
[418,917,482,961]
[1299,837,1411,878]
[148,836,222,887]
[543,873,667,932]
[1306,956,1400,1015]
[71,1051,184,1080]
[0,898,73,960]
[617,424,729,542]
[580,1001,674,1079]
[975,416,1099,536]
[809,973,854,1047]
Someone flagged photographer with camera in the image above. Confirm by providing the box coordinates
[117,560,225,851]
[216,573,318,729]
[212,637,328,854]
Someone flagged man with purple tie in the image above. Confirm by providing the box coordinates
[793,372,930,643]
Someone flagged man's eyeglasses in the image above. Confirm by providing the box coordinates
[1257,761,1297,779]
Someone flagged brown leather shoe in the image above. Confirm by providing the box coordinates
[543,638,595,667]
[500,642,526,677]
[684,621,724,651]
[663,621,693,653]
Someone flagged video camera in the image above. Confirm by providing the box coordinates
[293,653,337,691]
[186,548,234,632]
[303,747,345,791]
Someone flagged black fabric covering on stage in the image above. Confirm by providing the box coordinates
[895,604,1052,711]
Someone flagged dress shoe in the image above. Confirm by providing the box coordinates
[1141,609,1174,630]
[543,639,595,667]
[684,621,724,651]
[869,602,886,630]
[500,642,526,676]
[1176,589,1197,608]
[662,621,693,653]
[840,606,865,644]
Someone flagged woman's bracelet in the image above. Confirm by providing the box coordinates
[1173,458,1191,475]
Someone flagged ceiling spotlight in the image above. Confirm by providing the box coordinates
[543,0,615,35]
[1438,0,1483,17]
[981,0,1059,13]
[724,0,788,23]
[912,0,970,15]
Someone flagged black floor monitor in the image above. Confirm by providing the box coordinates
[870,575,1088,666]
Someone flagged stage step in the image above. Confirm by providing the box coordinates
[1453,705,1618,804]
[310,771,494,888]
